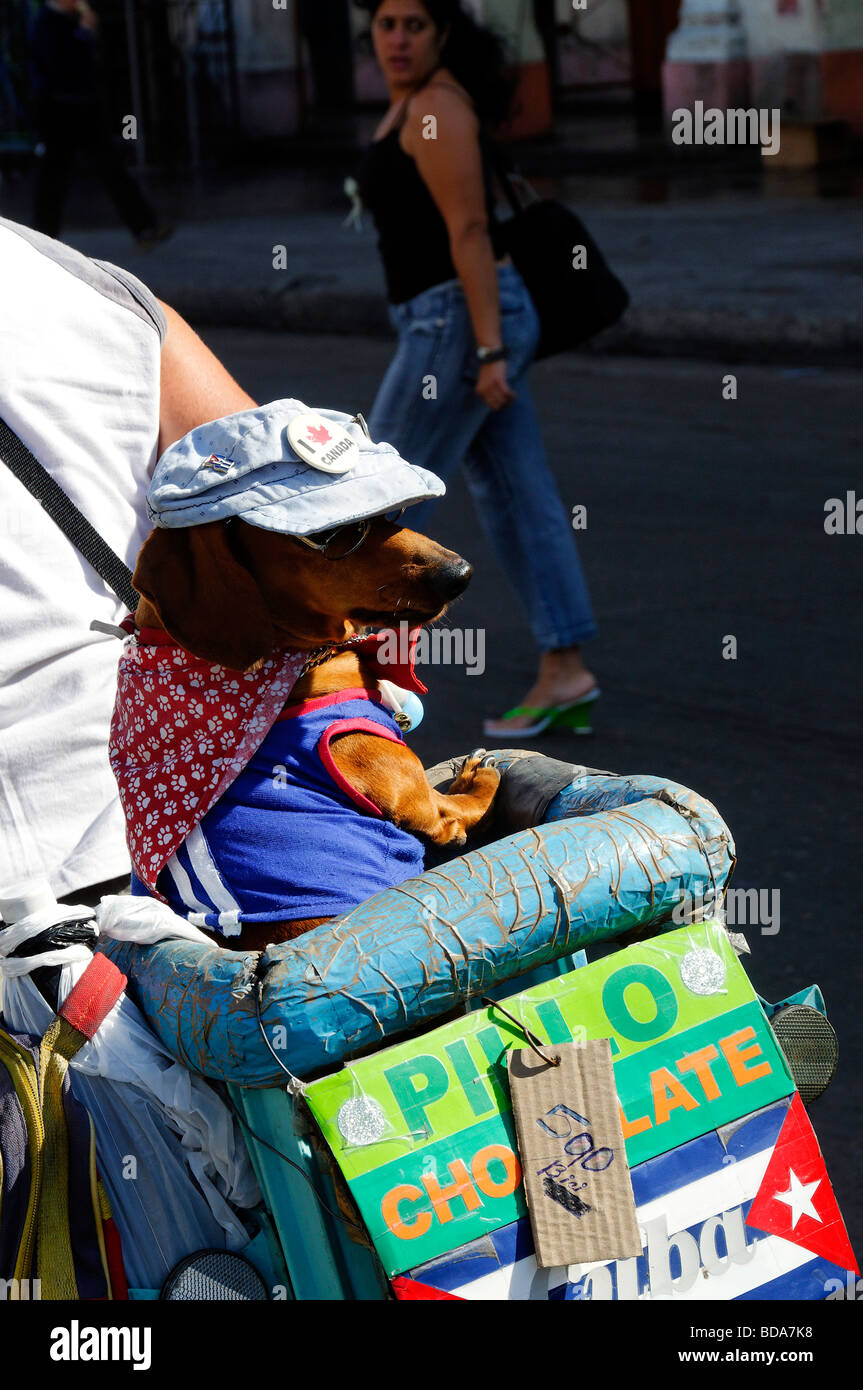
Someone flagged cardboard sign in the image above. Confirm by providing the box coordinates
[305,921,794,1276]
[507,1040,641,1268]
[405,1097,858,1301]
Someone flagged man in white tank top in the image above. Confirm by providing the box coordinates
[0,217,255,902]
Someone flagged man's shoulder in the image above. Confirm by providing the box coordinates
[0,218,166,342]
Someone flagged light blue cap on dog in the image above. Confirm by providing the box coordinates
[146,399,445,534]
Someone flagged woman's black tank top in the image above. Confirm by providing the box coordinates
[357,120,505,306]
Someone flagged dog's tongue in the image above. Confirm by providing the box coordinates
[352,627,427,695]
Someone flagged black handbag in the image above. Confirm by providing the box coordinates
[488,152,630,359]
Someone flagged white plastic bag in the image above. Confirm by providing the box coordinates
[0,897,262,1291]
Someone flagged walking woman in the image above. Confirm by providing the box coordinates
[357,0,599,737]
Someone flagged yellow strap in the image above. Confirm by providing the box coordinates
[90,1127,113,1299]
[3,1014,112,1301]
[37,1018,81,1300]
[97,1170,113,1222]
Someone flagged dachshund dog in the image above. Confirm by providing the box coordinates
[129,515,500,951]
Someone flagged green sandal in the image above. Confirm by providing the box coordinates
[482,689,600,739]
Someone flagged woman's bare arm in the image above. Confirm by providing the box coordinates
[157,302,257,455]
[403,86,515,410]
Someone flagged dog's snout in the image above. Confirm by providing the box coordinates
[430,556,473,602]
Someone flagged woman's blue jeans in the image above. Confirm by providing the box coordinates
[367,263,597,651]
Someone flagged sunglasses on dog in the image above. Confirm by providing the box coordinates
[295,507,407,560]
[294,520,372,559]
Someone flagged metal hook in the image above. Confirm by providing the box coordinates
[481,997,561,1067]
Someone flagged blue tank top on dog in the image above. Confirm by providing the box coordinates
[131,690,425,933]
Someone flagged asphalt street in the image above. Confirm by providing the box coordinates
[200,327,863,1254]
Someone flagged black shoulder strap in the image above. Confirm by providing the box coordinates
[0,416,139,613]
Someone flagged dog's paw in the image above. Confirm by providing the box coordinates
[449,749,501,796]
[437,818,469,847]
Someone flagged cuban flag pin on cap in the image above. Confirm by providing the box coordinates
[287,413,360,474]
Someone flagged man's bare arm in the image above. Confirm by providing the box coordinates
[157,301,256,455]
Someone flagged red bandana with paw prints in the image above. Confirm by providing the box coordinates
[109,626,306,894]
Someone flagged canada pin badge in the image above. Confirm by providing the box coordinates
[286,414,359,474]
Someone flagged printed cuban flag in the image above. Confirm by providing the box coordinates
[403,1095,857,1301]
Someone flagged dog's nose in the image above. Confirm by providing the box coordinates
[430,557,474,602]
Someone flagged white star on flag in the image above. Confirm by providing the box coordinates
[774,1169,821,1229]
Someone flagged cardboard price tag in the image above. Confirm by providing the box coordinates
[508,1039,642,1269]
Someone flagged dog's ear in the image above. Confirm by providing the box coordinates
[133,522,276,670]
